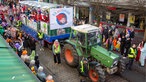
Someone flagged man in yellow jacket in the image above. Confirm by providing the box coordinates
[37,30,44,51]
[127,44,137,70]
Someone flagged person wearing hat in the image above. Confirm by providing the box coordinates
[29,60,37,75]
[52,39,61,64]
[21,49,29,62]
[46,75,54,82]
[37,66,46,82]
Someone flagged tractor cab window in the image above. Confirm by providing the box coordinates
[77,32,85,45]
[87,32,97,46]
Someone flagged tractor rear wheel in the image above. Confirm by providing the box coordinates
[116,59,126,75]
[89,67,106,82]
[63,44,79,67]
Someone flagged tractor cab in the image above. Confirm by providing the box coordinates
[70,24,100,52]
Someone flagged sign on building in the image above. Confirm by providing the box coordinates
[129,15,135,24]
[106,12,111,20]
[119,14,125,22]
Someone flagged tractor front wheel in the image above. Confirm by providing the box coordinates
[63,44,79,67]
[89,67,106,82]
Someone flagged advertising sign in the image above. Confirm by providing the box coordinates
[119,14,125,22]
[50,7,73,30]
[40,21,48,34]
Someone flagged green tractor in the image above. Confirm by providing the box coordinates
[62,24,125,82]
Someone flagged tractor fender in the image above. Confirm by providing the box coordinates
[65,40,83,56]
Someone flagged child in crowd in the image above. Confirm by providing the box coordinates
[115,38,121,52]
[46,75,54,82]
[112,36,117,50]
[21,49,28,62]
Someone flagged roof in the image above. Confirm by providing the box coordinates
[71,24,99,33]
[19,1,63,10]
[0,36,40,82]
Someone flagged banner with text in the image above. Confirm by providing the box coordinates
[50,7,73,30]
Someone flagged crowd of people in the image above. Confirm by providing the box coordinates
[0,1,146,82]
[0,2,55,82]
[97,24,146,68]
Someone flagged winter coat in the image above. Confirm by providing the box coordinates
[125,38,131,48]
[30,50,35,60]
[37,72,46,82]
[130,31,135,38]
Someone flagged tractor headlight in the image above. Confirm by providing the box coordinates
[111,60,118,68]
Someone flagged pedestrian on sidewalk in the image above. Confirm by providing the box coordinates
[29,60,37,75]
[34,55,40,69]
[124,34,131,57]
[127,44,137,70]
[120,35,126,56]
[130,27,135,42]
[52,39,61,64]
[30,38,36,52]
[37,66,46,82]
[135,40,145,62]
[46,75,54,82]
[37,30,44,51]
[140,42,146,67]
[21,49,29,62]
[30,50,35,61]
[15,37,23,57]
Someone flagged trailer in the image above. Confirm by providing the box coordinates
[19,1,73,45]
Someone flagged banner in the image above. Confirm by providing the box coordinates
[40,21,48,34]
[119,14,125,22]
[50,7,73,30]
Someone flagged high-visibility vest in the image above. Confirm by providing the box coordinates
[80,60,89,73]
[73,30,77,36]
[128,48,136,58]
[80,61,84,72]
[54,44,61,54]
[38,32,43,39]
